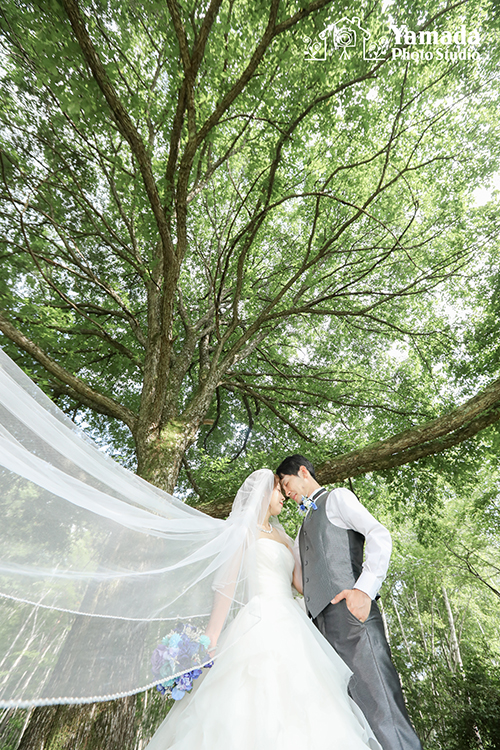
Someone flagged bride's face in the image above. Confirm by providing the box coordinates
[267,484,285,517]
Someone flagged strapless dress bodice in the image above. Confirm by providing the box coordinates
[255,538,295,599]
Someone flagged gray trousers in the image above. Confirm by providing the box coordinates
[314,599,423,750]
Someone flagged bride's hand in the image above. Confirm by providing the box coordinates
[331,588,371,623]
[204,631,218,654]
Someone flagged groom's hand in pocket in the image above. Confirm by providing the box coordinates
[331,588,371,623]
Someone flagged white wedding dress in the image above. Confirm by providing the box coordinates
[145,539,381,750]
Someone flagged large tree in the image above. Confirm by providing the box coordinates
[0,0,499,500]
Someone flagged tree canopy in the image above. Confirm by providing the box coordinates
[1,0,499,501]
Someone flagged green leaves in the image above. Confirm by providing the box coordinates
[0,0,499,504]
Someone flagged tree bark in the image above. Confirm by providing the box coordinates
[135,417,202,494]
[17,698,138,750]
[441,585,463,672]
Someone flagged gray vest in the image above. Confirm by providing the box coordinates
[298,489,365,619]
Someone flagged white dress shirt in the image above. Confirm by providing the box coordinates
[294,486,392,600]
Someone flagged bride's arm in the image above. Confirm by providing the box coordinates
[278,527,303,594]
[204,591,232,653]
[292,546,303,594]
[204,548,244,652]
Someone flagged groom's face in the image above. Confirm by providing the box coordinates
[280,468,311,503]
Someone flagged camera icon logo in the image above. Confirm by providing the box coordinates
[305,15,382,62]
[332,25,357,50]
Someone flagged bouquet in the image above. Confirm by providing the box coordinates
[151,622,213,700]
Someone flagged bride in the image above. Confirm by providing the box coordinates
[145,470,381,750]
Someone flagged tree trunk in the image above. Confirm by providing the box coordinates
[441,587,484,748]
[391,594,414,664]
[16,698,138,750]
[441,585,463,671]
[378,597,392,647]
[135,417,203,494]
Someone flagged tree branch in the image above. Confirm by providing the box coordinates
[317,377,500,484]
[0,313,137,431]
[60,0,175,267]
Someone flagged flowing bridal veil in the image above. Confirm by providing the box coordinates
[0,347,273,708]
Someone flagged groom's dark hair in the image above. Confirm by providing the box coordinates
[276,454,316,480]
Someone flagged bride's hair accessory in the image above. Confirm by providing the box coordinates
[298,496,318,515]
[151,623,213,700]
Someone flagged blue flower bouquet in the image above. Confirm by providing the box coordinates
[151,622,213,700]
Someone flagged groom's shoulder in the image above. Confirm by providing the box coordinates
[326,485,360,504]
[324,486,368,515]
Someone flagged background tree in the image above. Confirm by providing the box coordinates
[378,463,500,749]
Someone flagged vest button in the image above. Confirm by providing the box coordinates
[304,560,308,565]
[306,596,310,602]
[305,546,309,550]
[306,577,309,583]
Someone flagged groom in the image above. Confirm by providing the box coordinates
[276,455,423,750]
